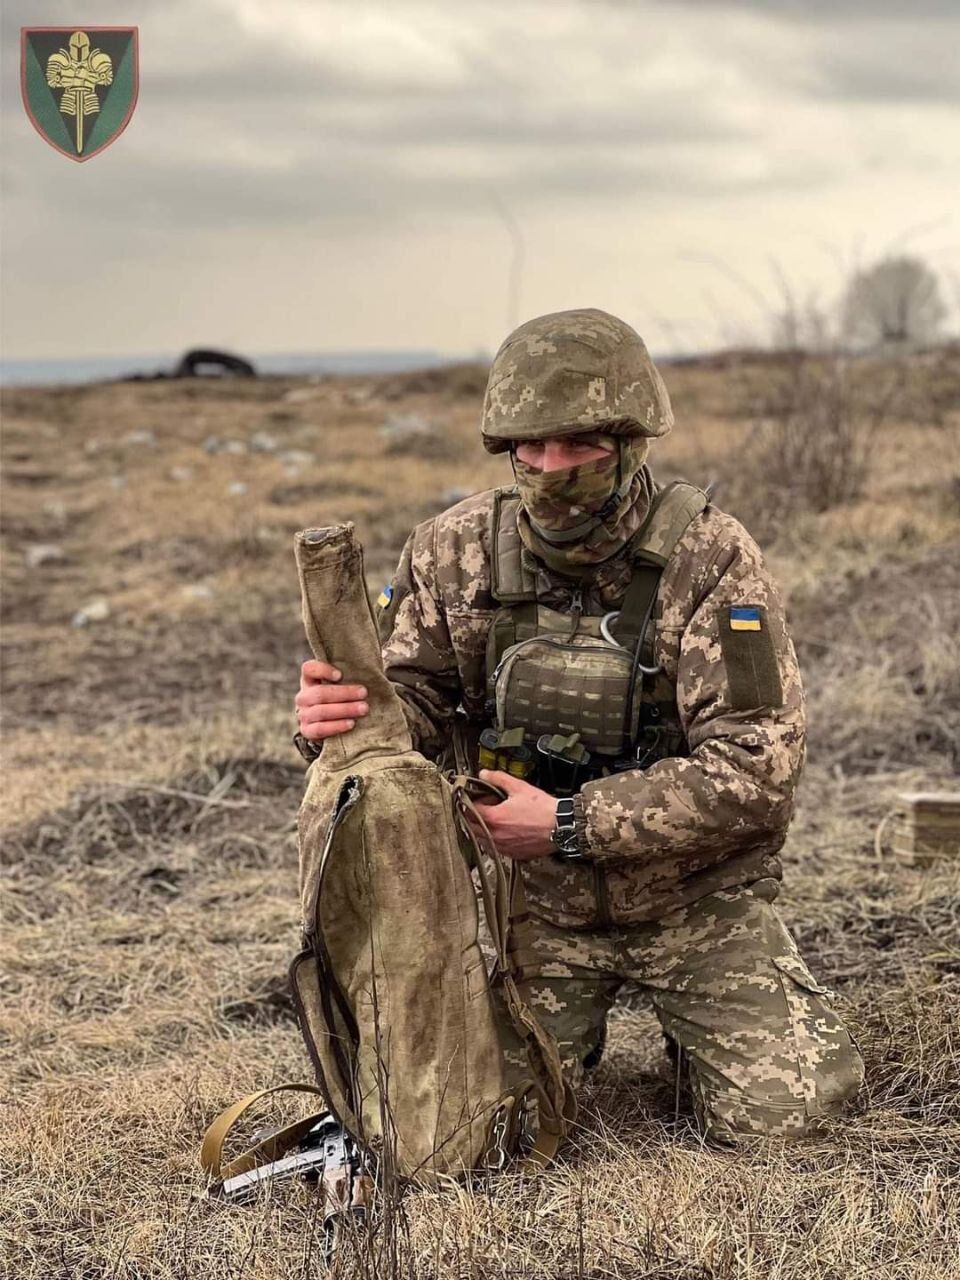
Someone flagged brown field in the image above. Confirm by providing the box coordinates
[2,353,959,1279]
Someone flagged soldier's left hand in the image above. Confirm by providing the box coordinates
[470,769,556,860]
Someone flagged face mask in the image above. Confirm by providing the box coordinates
[512,450,622,538]
[512,437,655,575]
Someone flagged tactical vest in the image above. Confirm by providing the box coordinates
[484,482,708,786]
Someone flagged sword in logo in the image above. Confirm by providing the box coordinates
[45,30,113,155]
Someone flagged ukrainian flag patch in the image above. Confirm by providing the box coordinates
[729,606,762,632]
[376,584,394,609]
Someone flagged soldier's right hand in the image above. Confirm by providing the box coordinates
[295,661,369,740]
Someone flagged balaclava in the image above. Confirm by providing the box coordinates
[511,435,655,576]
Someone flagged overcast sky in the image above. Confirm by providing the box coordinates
[2,0,958,362]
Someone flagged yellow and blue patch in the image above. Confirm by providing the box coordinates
[376,584,394,609]
[729,606,762,632]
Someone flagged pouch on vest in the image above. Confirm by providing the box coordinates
[490,609,641,757]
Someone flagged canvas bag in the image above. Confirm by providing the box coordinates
[201,524,574,1189]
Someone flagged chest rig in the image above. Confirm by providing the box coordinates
[483,482,708,794]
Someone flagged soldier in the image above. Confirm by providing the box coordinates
[294,308,863,1143]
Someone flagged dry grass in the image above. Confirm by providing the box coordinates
[2,354,959,1279]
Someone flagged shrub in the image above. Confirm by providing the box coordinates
[723,352,900,540]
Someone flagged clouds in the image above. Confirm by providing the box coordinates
[648,0,960,19]
[801,33,960,105]
[7,0,953,213]
[1,0,957,359]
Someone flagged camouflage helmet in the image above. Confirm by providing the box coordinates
[481,308,673,454]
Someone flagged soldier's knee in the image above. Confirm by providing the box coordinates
[694,1042,864,1144]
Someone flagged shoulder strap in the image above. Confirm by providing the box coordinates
[490,488,538,604]
[200,1083,329,1185]
[631,479,709,567]
[615,481,708,652]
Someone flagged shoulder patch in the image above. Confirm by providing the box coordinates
[377,585,394,609]
[719,604,782,710]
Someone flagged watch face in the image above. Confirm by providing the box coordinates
[551,824,580,855]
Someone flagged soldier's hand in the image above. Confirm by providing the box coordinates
[295,660,369,740]
[470,769,556,860]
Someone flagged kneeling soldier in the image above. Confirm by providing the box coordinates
[295,308,863,1143]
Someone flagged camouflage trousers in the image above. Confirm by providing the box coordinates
[489,878,864,1142]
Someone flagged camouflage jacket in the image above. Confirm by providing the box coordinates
[377,487,806,928]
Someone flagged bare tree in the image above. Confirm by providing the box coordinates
[842,254,946,348]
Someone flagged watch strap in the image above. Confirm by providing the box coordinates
[551,797,584,860]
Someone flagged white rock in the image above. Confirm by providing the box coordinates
[346,387,374,406]
[380,412,432,443]
[110,475,127,490]
[169,466,194,482]
[24,543,65,568]
[223,440,247,456]
[203,435,222,454]
[249,431,279,453]
[181,583,214,600]
[282,387,315,403]
[279,449,315,467]
[72,598,111,627]
[123,429,157,447]
[227,481,248,497]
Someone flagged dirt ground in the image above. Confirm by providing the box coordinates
[2,354,959,1279]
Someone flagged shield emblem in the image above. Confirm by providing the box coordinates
[21,26,139,162]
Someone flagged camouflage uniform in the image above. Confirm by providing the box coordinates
[373,309,863,1141]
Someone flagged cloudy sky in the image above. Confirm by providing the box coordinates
[2,0,958,362]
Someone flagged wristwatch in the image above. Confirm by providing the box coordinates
[550,797,586,862]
